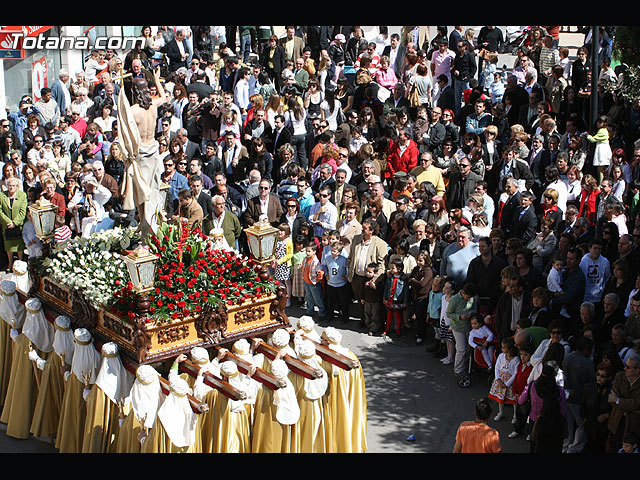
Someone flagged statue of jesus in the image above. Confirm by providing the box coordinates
[119,65,168,240]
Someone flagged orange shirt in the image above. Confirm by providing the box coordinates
[455,421,502,453]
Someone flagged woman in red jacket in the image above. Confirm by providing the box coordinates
[577,173,600,226]
[386,129,418,181]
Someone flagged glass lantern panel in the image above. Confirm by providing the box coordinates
[261,234,276,259]
[126,262,140,287]
[138,262,156,289]
[248,234,261,259]
[41,211,56,236]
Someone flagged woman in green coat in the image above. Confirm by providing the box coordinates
[0,177,27,270]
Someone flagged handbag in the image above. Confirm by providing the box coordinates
[4,225,22,240]
[409,85,421,108]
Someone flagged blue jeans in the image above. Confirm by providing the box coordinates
[240,33,252,63]
[304,282,326,317]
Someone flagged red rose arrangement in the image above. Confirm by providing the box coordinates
[110,222,278,322]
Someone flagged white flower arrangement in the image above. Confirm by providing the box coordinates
[44,227,140,308]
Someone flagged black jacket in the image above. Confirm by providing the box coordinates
[511,206,538,245]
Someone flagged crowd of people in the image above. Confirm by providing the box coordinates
[1,25,640,454]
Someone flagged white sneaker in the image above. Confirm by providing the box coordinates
[508,431,519,439]
[493,412,504,421]
[441,358,453,365]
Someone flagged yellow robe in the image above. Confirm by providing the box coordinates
[211,394,252,453]
[140,416,202,453]
[0,320,12,408]
[55,374,88,453]
[197,388,219,454]
[289,367,332,453]
[30,352,65,440]
[251,383,295,453]
[115,409,145,454]
[0,333,43,439]
[322,352,368,453]
[81,385,122,453]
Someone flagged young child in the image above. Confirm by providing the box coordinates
[290,235,307,306]
[547,253,569,318]
[439,277,456,364]
[272,224,294,308]
[321,242,350,323]
[84,49,109,84]
[468,313,496,370]
[480,53,499,94]
[509,343,535,438]
[54,215,73,245]
[584,115,612,183]
[382,257,410,337]
[488,336,521,423]
[302,241,326,321]
[363,263,385,335]
[427,275,444,354]
[619,432,640,453]
[409,250,433,345]
[348,124,368,156]
[489,71,506,105]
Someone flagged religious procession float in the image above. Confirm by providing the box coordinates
[26,200,290,367]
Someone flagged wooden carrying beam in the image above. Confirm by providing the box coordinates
[300,334,360,371]
[214,347,285,391]
[178,361,247,401]
[252,341,323,380]
[158,376,209,414]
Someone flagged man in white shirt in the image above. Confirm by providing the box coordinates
[309,186,338,238]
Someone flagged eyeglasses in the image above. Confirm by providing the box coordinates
[320,193,330,198]
[459,164,470,168]
[259,186,270,190]
[287,204,297,208]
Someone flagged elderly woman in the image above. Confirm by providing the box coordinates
[0,177,27,270]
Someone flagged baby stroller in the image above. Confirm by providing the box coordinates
[457,307,499,388]
[501,26,530,54]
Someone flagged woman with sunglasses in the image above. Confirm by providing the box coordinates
[279,196,305,239]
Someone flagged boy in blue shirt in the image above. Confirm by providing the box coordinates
[321,243,350,323]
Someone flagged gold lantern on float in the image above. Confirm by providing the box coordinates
[123,245,158,294]
[29,197,58,240]
[244,216,278,266]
